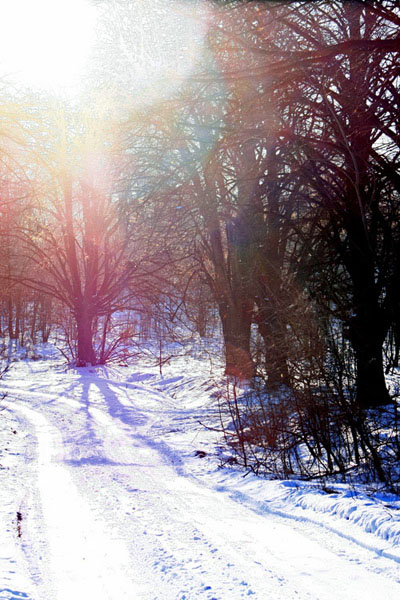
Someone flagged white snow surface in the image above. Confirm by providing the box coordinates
[0,346,400,599]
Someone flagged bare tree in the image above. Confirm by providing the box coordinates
[8,103,140,364]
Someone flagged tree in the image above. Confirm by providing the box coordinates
[10,102,140,365]
[0,84,40,347]
[274,0,400,407]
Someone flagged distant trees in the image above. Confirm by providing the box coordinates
[0,88,40,348]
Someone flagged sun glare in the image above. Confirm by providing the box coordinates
[0,0,97,96]
[95,0,209,109]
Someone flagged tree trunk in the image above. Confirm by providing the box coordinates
[355,342,390,409]
[219,302,254,380]
[256,309,290,391]
[348,311,391,408]
[40,296,52,342]
[14,298,21,343]
[76,308,96,366]
[30,300,38,344]
[344,208,392,409]
[7,297,14,339]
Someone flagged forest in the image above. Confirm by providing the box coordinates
[1,0,400,489]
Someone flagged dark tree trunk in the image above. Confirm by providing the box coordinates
[348,310,391,408]
[15,297,22,344]
[219,302,254,380]
[256,309,290,391]
[195,290,208,338]
[30,300,38,344]
[355,342,390,408]
[76,308,97,366]
[346,230,391,408]
[8,297,14,339]
[39,296,52,343]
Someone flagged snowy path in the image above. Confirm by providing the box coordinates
[1,361,400,599]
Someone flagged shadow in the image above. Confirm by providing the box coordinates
[47,370,186,477]
[89,376,186,476]
[134,431,186,476]
[127,372,156,383]
[75,376,104,449]
[87,376,148,429]
[153,376,184,387]
[64,457,156,468]
[49,375,108,465]
[0,589,31,599]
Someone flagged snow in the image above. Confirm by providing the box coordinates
[1,347,400,599]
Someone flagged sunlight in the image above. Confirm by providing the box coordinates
[95,0,209,109]
[0,0,97,96]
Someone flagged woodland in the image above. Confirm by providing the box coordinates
[1,0,400,488]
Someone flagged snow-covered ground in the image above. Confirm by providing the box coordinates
[0,346,400,599]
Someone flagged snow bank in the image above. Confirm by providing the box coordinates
[142,357,400,563]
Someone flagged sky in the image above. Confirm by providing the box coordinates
[0,0,208,107]
[0,0,97,95]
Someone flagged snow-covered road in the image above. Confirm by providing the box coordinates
[1,358,400,599]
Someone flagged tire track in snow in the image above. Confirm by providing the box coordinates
[0,408,37,600]
[2,385,305,598]
[4,400,150,600]
[3,378,400,599]
[60,405,306,599]
[50,383,400,600]
[95,377,400,569]
[87,379,400,599]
